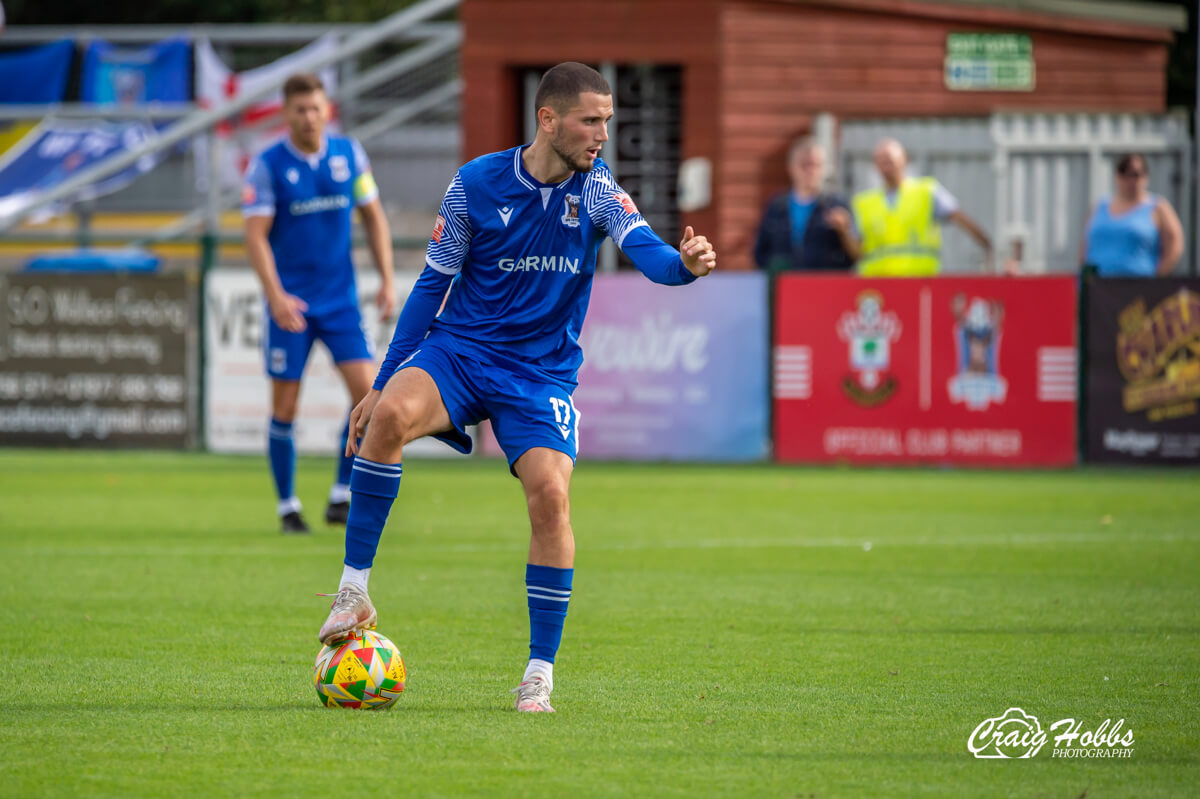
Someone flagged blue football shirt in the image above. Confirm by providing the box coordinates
[372,145,697,391]
[420,146,669,384]
[242,135,378,314]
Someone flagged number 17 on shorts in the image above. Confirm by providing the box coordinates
[548,395,580,457]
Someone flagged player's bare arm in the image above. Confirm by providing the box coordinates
[679,225,716,277]
[245,215,308,332]
[358,197,397,318]
[1153,199,1184,275]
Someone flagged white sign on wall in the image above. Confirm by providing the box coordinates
[204,267,459,457]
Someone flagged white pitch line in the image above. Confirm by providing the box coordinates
[8,530,1195,558]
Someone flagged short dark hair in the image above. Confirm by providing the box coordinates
[283,73,325,101]
[533,62,611,115]
[1115,153,1148,176]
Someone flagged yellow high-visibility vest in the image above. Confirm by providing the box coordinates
[852,177,942,277]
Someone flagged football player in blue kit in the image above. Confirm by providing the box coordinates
[243,73,396,534]
[318,62,716,712]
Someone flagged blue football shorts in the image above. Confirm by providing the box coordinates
[264,302,373,381]
[395,333,580,473]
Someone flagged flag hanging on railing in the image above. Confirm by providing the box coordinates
[0,40,74,104]
[80,37,192,105]
[0,118,171,224]
[193,36,340,191]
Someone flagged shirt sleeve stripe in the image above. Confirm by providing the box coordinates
[614,219,649,249]
[425,257,462,275]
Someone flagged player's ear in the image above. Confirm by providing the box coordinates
[537,106,557,135]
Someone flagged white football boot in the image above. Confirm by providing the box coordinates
[511,672,555,713]
[317,584,377,644]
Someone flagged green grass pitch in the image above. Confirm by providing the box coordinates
[0,450,1197,798]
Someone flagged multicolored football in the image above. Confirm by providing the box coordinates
[313,629,406,709]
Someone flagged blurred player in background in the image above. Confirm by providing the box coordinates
[317,62,716,712]
[243,73,395,534]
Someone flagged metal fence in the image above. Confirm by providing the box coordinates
[0,5,462,232]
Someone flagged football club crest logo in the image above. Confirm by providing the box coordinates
[948,294,1008,410]
[286,167,300,185]
[562,194,581,228]
[329,154,351,183]
[113,69,146,104]
[837,290,902,405]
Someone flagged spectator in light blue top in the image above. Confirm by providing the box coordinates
[1082,153,1183,277]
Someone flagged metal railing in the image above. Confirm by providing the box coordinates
[0,0,462,241]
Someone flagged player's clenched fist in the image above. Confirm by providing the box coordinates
[679,225,716,277]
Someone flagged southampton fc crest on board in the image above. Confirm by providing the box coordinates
[837,290,902,406]
[562,194,581,228]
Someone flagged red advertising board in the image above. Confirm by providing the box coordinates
[773,276,1077,466]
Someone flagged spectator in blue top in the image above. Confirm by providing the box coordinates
[1081,153,1183,277]
[753,137,858,272]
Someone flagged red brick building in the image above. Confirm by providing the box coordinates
[460,0,1185,270]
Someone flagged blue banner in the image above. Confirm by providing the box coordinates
[81,37,192,104]
[0,40,74,104]
[0,119,172,223]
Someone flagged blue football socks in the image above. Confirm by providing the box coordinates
[267,417,296,508]
[344,457,402,569]
[331,418,355,503]
[526,564,573,663]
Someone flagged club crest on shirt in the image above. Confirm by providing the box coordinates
[613,192,638,215]
[432,214,446,243]
[286,167,300,185]
[329,155,351,183]
[562,194,581,228]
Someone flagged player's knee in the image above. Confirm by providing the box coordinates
[369,395,423,447]
[526,477,571,529]
[272,394,299,421]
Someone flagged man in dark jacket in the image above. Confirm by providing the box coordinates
[754,138,858,272]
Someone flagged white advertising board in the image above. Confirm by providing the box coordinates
[204,267,459,457]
